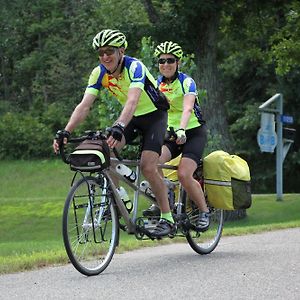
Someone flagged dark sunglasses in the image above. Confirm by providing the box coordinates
[98,47,117,57]
[158,58,177,64]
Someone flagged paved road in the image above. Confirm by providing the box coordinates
[0,228,299,300]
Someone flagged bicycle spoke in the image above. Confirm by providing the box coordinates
[62,176,119,276]
[186,205,224,254]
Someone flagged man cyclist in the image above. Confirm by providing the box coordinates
[53,29,175,237]
[144,41,210,231]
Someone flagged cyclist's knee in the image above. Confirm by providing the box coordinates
[140,161,156,178]
[177,168,193,185]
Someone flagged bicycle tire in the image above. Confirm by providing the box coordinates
[185,200,224,255]
[62,175,119,276]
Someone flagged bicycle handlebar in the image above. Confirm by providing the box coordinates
[57,127,178,166]
[58,129,123,165]
[165,127,177,142]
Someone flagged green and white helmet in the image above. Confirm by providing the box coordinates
[154,41,183,59]
[92,29,128,50]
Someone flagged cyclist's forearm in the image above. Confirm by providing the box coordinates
[65,104,90,133]
[117,103,136,126]
[117,88,141,125]
[65,93,96,133]
[179,94,195,129]
[179,109,192,129]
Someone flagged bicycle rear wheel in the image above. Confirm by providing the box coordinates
[62,175,119,276]
[185,202,224,255]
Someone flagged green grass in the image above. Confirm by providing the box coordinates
[223,194,300,234]
[0,160,299,274]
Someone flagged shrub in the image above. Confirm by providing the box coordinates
[0,112,53,159]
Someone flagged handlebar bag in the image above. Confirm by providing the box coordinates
[203,150,252,210]
[69,139,110,172]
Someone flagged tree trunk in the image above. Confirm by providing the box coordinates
[1,53,9,101]
[142,0,246,221]
[194,9,247,219]
[141,0,159,23]
[193,8,232,152]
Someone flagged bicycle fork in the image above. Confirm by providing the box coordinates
[74,177,111,244]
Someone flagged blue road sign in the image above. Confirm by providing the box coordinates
[257,129,277,153]
[281,115,294,124]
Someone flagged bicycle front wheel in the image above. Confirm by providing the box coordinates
[62,175,119,276]
[185,204,224,255]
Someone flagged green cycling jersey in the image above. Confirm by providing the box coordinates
[157,72,205,130]
[85,55,166,116]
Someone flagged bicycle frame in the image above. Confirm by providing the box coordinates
[103,157,181,234]
[60,131,224,276]
[59,130,184,234]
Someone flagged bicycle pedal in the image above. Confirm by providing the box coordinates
[135,217,157,240]
[135,226,156,240]
[144,218,159,229]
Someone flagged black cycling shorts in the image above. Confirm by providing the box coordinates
[123,110,167,155]
[164,125,207,165]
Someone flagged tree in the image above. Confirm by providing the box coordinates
[0,0,299,194]
[219,0,300,192]
[142,0,232,151]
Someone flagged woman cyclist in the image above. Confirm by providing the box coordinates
[146,41,210,232]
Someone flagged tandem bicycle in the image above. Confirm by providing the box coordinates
[58,130,224,276]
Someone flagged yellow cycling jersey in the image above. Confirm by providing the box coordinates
[157,72,205,129]
[85,56,167,116]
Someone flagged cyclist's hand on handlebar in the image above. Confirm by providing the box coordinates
[165,127,177,142]
[175,128,186,145]
[53,130,70,154]
[106,123,124,148]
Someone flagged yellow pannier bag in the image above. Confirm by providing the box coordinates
[163,156,199,211]
[163,156,181,182]
[203,150,252,210]
[163,156,181,201]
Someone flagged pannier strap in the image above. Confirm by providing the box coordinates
[204,179,231,187]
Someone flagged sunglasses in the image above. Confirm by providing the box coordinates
[98,47,117,57]
[158,58,177,64]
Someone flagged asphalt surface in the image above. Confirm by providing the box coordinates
[0,228,299,300]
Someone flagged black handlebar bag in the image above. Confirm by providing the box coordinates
[69,139,110,172]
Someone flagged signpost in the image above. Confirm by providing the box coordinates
[258,93,295,201]
[257,112,277,153]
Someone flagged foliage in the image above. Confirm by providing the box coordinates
[269,1,300,76]
[219,0,300,192]
[0,0,299,192]
[0,112,52,159]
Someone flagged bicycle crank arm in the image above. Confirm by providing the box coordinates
[135,225,157,240]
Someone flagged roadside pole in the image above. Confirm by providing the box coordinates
[258,93,295,201]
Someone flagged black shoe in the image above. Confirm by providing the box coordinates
[151,219,176,237]
[195,212,210,232]
[142,204,161,217]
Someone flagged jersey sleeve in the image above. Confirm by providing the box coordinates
[85,66,105,96]
[182,77,198,96]
[127,60,146,90]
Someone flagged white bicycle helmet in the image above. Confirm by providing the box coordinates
[92,29,128,50]
[154,41,183,59]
